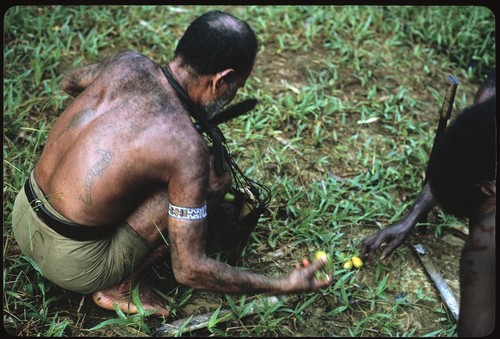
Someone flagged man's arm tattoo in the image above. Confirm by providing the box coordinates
[79,149,114,205]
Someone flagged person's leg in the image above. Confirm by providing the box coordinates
[91,187,172,316]
[92,244,171,316]
[92,179,231,317]
[11,177,148,295]
[92,150,233,317]
[457,212,495,336]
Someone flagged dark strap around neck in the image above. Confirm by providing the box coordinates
[161,65,228,175]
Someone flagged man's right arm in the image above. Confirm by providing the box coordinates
[168,215,330,295]
[166,144,331,295]
[61,63,102,97]
[360,182,436,261]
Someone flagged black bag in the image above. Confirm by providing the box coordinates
[207,153,271,265]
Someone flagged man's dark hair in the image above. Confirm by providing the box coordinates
[175,11,258,79]
[426,95,496,218]
[481,69,496,89]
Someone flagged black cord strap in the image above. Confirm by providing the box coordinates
[161,65,228,175]
[161,65,270,210]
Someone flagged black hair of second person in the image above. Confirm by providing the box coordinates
[174,11,258,78]
[426,95,496,218]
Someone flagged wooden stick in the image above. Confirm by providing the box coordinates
[153,296,281,337]
[427,74,459,176]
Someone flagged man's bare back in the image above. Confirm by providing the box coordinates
[35,51,207,236]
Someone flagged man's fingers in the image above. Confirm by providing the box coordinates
[296,258,311,270]
[381,237,404,261]
[315,273,332,288]
[307,256,326,273]
[362,237,386,261]
[361,249,372,262]
[360,242,371,260]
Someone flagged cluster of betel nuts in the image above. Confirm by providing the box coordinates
[313,250,363,279]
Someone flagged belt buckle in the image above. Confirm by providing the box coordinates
[33,199,43,211]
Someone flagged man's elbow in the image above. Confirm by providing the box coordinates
[172,261,205,287]
[173,270,194,286]
[61,78,80,97]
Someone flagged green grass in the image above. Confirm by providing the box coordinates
[3,5,495,337]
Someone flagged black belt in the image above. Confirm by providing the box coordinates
[24,177,114,241]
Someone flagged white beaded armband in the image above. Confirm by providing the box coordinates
[168,203,207,220]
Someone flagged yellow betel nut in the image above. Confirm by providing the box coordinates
[315,250,328,261]
[342,260,353,269]
[351,256,363,268]
[314,250,333,273]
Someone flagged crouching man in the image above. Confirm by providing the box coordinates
[12,10,331,317]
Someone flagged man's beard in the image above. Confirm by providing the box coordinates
[203,88,234,121]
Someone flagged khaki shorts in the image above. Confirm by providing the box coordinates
[11,172,153,294]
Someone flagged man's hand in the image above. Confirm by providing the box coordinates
[286,257,332,293]
[360,222,414,262]
[360,182,436,262]
[206,154,231,200]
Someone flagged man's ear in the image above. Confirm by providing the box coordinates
[211,69,234,95]
[478,180,496,198]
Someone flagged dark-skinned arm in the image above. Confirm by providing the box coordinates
[168,216,330,294]
[360,182,436,261]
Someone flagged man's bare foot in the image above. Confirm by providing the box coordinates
[92,284,170,317]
